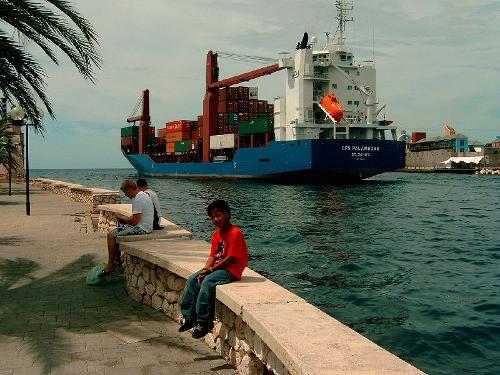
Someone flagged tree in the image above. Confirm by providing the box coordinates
[0,0,101,129]
[0,122,20,171]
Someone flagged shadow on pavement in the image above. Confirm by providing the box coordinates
[0,236,32,246]
[0,255,170,374]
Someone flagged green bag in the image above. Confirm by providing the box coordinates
[86,262,107,286]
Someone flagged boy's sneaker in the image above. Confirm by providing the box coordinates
[191,322,214,339]
[178,320,197,332]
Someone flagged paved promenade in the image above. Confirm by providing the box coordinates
[0,182,234,375]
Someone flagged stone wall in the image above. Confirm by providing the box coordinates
[33,179,120,212]
[123,254,287,375]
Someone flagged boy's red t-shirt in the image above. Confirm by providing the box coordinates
[210,224,248,280]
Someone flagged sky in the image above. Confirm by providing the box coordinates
[22,0,500,169]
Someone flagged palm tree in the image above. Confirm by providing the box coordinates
[0,0,101,129]
[0,122,20,171]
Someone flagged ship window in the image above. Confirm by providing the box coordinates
[313,55,317,61]
[355,86,359,90]
[332,83,337,89]
[348,100,352,105]
[340,54,346,61]
[354,101,360,106]
[347,85,353,90]
[344,69,350,75]
[357,71,360,76]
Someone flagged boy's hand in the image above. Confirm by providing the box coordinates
[197,267,212,283]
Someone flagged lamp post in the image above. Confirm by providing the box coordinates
[10,106,44,216]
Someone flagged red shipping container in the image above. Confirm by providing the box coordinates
[157,136,166,144]
[218,101,227,113]
[219,88,227,102]
[121,136,134,146]
[158,128,168,138]
[166,142,175,153]
[166,131,190,142]
[166,120,191,133]
[148,127,155,136]
[412,132,427,143]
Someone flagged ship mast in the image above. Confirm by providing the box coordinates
[334,0,354,48]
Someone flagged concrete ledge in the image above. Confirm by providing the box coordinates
[120,240,424,375]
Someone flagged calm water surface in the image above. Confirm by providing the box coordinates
[32,169,500,375]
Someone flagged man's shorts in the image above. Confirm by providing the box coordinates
[111,224,147,238]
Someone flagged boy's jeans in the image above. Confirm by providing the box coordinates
[180,269,236,325]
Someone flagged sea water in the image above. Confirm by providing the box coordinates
[32,169,500,374]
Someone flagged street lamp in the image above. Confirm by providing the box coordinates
[0,136,19,196]
[10,106,44,216]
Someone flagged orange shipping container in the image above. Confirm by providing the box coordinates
[158,128,168,138]
[166,120,191,133]
[166,142,175,153]
[166,131,190,142]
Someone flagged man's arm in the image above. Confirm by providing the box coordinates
[115,213,141,225]
[198,255,236,282]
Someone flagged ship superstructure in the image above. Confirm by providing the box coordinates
[275,0,396,143]
[120,0,405,183]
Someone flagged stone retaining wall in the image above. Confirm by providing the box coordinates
[33,179,120,212]
[123,254,284,375]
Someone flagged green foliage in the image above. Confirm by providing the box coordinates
[0,0,101,129]
[0,122,20,170]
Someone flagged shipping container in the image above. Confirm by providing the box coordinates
[158,128,168,138]
[412,132,427,143]
[166,120,191,133]
[218,101,227,113]
[166,131,190,143]
[121,126,139,137]
[228,112,239,125]
[210,134,236,150]
[121,136,135,146]
[157,136,166,144]
[238,117,274,135]
[174,141,190,153]
[149,127,155,136]
[166,142,175,153]
[258,100,268,113]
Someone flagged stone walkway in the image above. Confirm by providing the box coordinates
[0,182,235,375]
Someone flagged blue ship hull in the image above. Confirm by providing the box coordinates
[124,139,405,183]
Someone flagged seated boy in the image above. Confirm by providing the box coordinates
[100,179,154,277]
[179,200,248,338]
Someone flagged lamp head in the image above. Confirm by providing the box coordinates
[10,106,26,121]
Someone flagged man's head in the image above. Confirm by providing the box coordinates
[136,178,148,191]
[120,179,139,198]
[207,200,231,229]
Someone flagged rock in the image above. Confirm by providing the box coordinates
[239,353,264,375]
[130,275,138,288]
[174,277,186,291]
[204,333,217,349]
[134,262,143,276]
[165,291,179,304]
[137,278,146,294]
[152,294,163,310]
[223,306,236,328]
[237,339,251,354]
[143,294,152,306]
[143,267,150,282]
[145,283,155,296]
[213,321,223,339]
[235,316,246,339]
[166,274,176,290]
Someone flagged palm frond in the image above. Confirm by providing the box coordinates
[0,0,101,128]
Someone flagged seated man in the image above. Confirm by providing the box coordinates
[100,179,154,277]
[136,178,163,230]
[179,200,248,338]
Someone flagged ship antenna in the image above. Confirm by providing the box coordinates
[335,0,354,47]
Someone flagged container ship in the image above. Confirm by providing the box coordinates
[121,0,405,183]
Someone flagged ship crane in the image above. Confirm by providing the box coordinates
[202,51,284,162]
[126,89,150,154]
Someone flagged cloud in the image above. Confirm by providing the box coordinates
[27,0,500,168]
